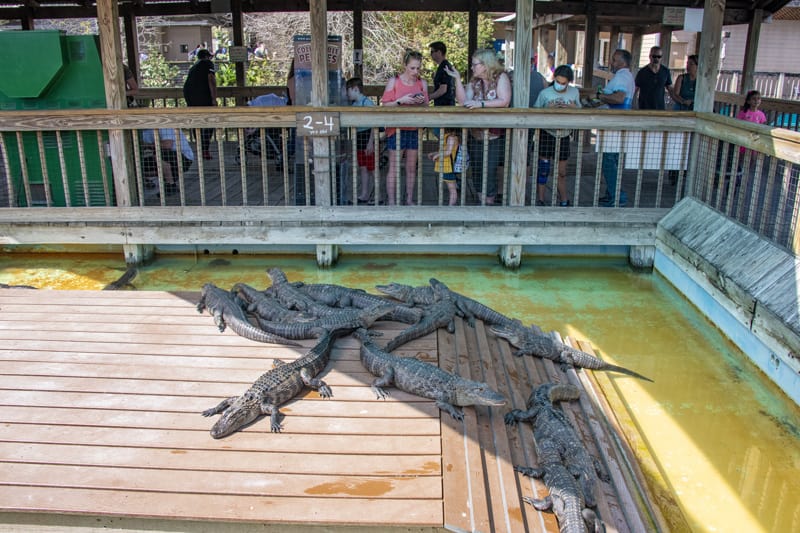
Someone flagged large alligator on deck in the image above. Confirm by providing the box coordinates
[515,441,605,533]
[202,329,343,437]
[506,383,610,510]
[490,324,652,382]
[384,279,463,352]
[376,280,518,329]
[197,283,299,346]
[231,282,315,323]
[295,282,423,324]
[253,303,394,340]
[353,328,506,420]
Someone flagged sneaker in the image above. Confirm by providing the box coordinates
[600,197,627,207]
[559,200,571,207]
[536,199,546,206]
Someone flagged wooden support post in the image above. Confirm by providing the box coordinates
[232,0,246,106]
[609,26,621,66]
[468,0,478,71]
[499,245,522,269]
[122,7,139,80]
[97,0,151,265]
[695,0,725,113]
[316,244,339,267]
[555,21,568,67]
[353,0,363,79]
[510,0,533,210]
[659,29,672,70]
[310,0,331,211]
[582,8,597,88]
[630,31,643,73]
[741,9,763,94]
[537,27,548,77]
[629,245,655,269]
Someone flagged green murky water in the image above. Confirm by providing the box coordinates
[1,252,798,532]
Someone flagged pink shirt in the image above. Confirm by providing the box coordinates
[736,109,767,126]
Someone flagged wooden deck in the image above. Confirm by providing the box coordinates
[0,288,656,532]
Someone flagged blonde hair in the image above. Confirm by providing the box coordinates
[472,49,505,80]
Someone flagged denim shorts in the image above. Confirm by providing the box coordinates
[387,129,419,150]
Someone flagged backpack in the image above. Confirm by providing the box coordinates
[451,144,470,173]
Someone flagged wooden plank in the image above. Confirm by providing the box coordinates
[0,441,442,477]
[0,462,441,499]
[439,325,471,533]
[0,486,442,526]
[470,321,527,533]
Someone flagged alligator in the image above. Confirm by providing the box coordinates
[353,327,506,420]
[376,281,518,329]
[295,282,423,324]
[102,266,138,290]
[506,383,609,509]
[253,303,394,340]
[202,329,342,437]
[490,324,653,382]
[383,279,463,352]
[231,282,315,323]
[515,441,605,533]
[196,282,300,346]
[266,267,346,317]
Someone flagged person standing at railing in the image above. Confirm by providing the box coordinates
[183,49,217,161]
[672,55,698,111]
[444,49,512,205]
[142,128,195,196]
[737,90,767,126]
[347,77,376,204]
[634,46,672,110]
[596,49,635,207]
[428,128,462,206]
[532,65,581,207]
[381,50,429,206]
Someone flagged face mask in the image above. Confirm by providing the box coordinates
[553,82,566,92]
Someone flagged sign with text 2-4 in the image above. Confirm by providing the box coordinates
[296,112,340,137]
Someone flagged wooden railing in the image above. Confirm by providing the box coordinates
[0,106,798,255]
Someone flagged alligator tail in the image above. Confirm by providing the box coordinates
[562,345,653,382]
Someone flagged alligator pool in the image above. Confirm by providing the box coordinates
[0,251,798,532]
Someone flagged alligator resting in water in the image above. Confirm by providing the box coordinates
[353,327,506,420]
[490,324,652,382]
[102,266,138,291]
[506,383,610,512]
[202,329,343,437]
[197,282,299,346]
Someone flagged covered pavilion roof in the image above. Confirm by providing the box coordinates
[0,0,792,28]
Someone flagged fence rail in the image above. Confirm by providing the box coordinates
[1,107,798,253]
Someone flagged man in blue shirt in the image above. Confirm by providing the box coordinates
[597,49,635,206]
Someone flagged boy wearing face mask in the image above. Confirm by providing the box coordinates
[532,65,582,206]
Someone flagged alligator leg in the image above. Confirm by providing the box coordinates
[436,401,464,421]
[515,465,544,478]
[301,368,333,398]
[370,367,395,399]
[583,508,605,533]
[212,310,227,332]
[201,396,237,417]
[523,495,553,511]
[263,403,284,432]
[504,408,535,425]
[272,359,286,367]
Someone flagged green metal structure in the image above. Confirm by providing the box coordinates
[0,30,113,207]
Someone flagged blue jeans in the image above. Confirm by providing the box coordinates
[601,152,627,203]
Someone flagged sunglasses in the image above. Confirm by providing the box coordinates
[651,55,662,59]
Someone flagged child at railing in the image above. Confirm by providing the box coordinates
[737,90,766,126]
[347,77,376,204]
[428,128,461,206]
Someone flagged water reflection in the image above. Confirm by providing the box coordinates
[0,252,798,532]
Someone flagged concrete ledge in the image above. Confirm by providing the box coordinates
[656,198,800,404]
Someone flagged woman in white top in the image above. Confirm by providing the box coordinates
[444,49,511,205]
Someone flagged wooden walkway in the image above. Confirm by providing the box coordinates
[0,288,656,532]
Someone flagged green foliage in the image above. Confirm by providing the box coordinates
[139,51,180,88]
[215,60,289,87]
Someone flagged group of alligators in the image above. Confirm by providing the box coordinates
[197,267,652,532]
